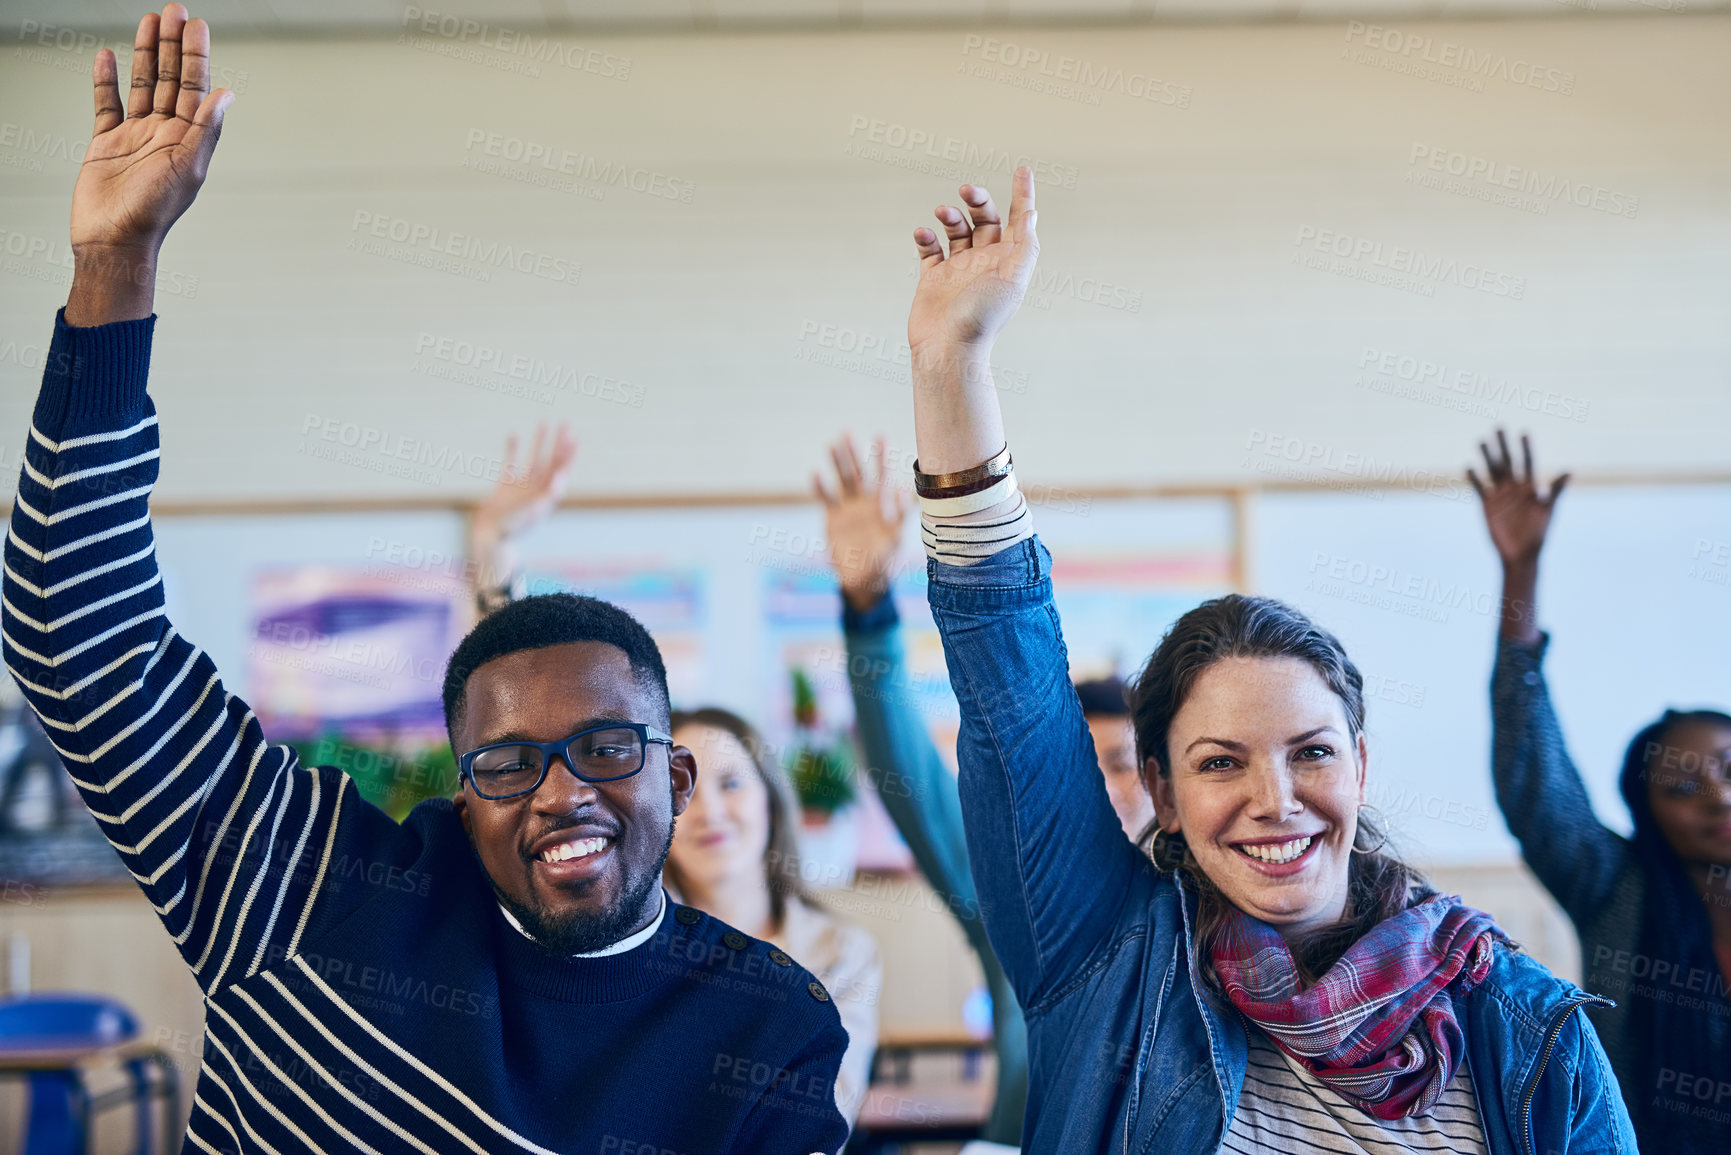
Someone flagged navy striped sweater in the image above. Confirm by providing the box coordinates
[2,311,848,1155]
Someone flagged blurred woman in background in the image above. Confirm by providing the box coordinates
[467,429,881,1127]
[664,707,881,1126]
[1472,430,1731,1153]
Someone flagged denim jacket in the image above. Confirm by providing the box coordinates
[928,537,1638,1155]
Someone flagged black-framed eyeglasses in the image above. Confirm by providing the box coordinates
[458,722,674,801]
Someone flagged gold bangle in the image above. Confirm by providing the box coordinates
[913,444,1011,495]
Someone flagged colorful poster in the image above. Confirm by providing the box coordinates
[1050,553,1235,679]
[249,567,461,742]
[761,567,956,742]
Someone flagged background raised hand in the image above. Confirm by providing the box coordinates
[1469,430,1570,642]
[1469,430,1570,569]
[66,4,235,324]
[813,435,910,612]
[470,424,578,597]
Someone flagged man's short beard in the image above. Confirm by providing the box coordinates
[494,820,675,956]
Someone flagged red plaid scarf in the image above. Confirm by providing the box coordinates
[1210,894,1499,1120]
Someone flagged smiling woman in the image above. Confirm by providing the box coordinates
[893,167,1636,1154]
[662,708,883,1130]
[1130,596,1429,985]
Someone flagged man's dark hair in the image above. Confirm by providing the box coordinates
[441,593,671,742]
[1073,675,1128,718]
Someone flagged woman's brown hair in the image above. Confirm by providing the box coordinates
[665,707,815,928]
[1128,594,1434,984]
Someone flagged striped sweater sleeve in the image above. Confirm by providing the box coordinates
[2,310,353,995]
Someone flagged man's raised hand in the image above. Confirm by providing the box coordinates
[67,5,234,323]
[907,167,1040,365]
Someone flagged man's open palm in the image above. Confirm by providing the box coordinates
[72,5,233,257]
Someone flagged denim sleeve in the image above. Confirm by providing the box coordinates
[925,536,1142,1007]
[1490,634,1630,924]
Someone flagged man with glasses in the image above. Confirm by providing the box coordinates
[1,6,847,1152]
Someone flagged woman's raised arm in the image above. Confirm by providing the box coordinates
[903,171,1144,1007]
[1470,431,1628,920]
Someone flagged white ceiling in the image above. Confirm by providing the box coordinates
[7,0,1727,37]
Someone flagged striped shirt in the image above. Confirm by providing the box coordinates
[1222,1028,1487,1155]
[3,311,849,1154]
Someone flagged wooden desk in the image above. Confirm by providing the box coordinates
[870,1026,992,1086]
[0,1038,177,1155]
[858,1078,991,1129]
[852,1028,995,1151]
[0,888,202,1155]
[0,1039,160,1072]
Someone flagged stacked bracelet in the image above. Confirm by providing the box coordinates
[918,472,1019,516]
[913,444,1011,498]
[914,443,1034,566]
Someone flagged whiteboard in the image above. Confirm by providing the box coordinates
[1251,484,1731,865]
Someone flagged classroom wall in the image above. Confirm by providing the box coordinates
[1,13,1728,505]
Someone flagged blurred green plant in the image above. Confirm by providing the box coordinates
[787,668,857,816]
[290,734,459,823]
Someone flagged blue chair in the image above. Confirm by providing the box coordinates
[0,994,179,1155]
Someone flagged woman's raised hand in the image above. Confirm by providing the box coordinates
[1468,430,1570,571]
[908,167,1040,363]
[67,5,235,323]
[904,167,1040,475]
[813,435,910,613]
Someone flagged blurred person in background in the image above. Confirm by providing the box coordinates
[664,708,881,1127]
[1072,675,1155,845]
[889,166,1634,1153]
[469,434,882,1128]
[1472,430,1731,1153]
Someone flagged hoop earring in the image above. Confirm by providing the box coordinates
[1149,826,1188,872]
[1352,804,1389,855]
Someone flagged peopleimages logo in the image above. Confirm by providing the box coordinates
[1294,226,1526,300]
[398,6,631,79]
[462,129,694,204]
[0,120,81,170]
[413,332,646,407]
[1342,21,1575,95]
[346,211,581,287]
[1357,347,1590,423]
[1407,145,1638,219]
[957,34,1193,109]
[844,116,1079,190]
